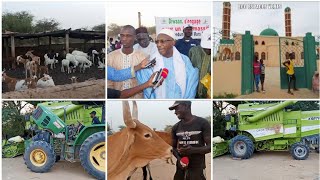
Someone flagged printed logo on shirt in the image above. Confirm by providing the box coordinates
[176,131,201,140]
[191,44,196,46]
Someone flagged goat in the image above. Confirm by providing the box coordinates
[37,65,49,78]
[36,74,55,88]
[44,54,58,69]
[75,55,92,73]
[2,72,18,91]
[61,59,71,73]
[16,55,30,79]
[17,56,37,79]
[66,53,79,72]
[25,50,41,65]
[70,76,78,83]
[72,50,88,58]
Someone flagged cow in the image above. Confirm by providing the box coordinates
[107,101,172,180]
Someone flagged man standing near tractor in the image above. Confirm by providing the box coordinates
[90,111,101,124]
[169,101,211,180]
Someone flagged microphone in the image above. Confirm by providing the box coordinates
[152,68,169,90]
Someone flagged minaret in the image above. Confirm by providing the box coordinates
[222,2,231,39]
[285,7,292,37]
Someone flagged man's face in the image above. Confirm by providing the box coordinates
[173,104,188,119]
[137,33,150,48]
[203,48,211,55]
[183,27,193,38]
[90,114,94,118]
[120,28,135,48]
[156,34,175,57]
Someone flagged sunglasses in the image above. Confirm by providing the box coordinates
[155,39,173,44]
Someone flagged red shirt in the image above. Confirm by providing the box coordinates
[253,61,261,75]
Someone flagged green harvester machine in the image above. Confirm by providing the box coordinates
[24,101,105,179]
[213,101,320,160]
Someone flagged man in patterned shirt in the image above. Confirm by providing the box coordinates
[107,25,148,98]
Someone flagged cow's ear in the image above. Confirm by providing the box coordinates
[123,101,136,129]
[132,101,138,120]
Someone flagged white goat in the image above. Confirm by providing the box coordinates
[66,53,79,72]
[36,74,55,88]
[44,54,58,69]
[75,55,92,73]
[72,50,88,58]
[61,59,71,74]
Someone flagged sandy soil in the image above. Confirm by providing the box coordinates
[213,151,320,180]
[2,79,105,99]
[130,154,211,180]
[2,156,95,180]
[237,67,319,99]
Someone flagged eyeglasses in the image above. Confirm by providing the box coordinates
[155,39,173,44]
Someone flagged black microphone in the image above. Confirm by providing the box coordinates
[152,68,169,90]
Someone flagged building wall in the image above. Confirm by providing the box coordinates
[213,61,241,96]
[253,36,280,67]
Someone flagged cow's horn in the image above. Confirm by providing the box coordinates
[123,101,136,128]
[132,101,138,120]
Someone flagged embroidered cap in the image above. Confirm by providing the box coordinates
[169,101,192,110]
[158,29,176,40]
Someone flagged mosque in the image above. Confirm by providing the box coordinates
[216,2,317,67]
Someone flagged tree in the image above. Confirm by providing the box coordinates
[164,125,173,133]
[2,11,34,33]
[107,23,122,38]
[34,18,60,33]
[2,101,32,139]
[92,23,105,32]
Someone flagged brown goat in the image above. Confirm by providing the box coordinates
[2,72,18,91]
[37,65,49,78]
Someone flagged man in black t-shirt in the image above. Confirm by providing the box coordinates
[169,101,211,180]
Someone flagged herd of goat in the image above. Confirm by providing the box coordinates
[2,49,105,92]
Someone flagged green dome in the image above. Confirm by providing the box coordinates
[260,28,279,36]
[285,7,291,12]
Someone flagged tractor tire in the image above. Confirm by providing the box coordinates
[79,131,105,180]
[229,135,254,159]
[290,142,309,160]
[24,141,56,173]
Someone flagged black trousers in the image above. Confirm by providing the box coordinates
[174,167,206,180]
[287,74,297,91]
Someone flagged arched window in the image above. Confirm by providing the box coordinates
[254,52,259,59]
[261,52,266,60]
[255,41,259,45]
[262,41,265,45]
[235,51,240,60]
[301,52,304,59]
[291,42,295,46]
[291,52,296,59]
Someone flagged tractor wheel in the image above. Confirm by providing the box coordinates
[24,141,56,173]
[290,142,309,160]
[229,135,254,159]
[79,131,105,180]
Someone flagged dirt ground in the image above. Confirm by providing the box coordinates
[130,154,211,180]
[2,62,105,98]
[213,151,320,180]
[237,67,319,99]
[2,156,96,180]
[2,79,105,99]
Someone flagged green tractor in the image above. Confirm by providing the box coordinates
[214,101,319,160]
[23,102,105,179]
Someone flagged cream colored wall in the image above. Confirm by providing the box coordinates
[213,61,241,96]
[254,36,280,67]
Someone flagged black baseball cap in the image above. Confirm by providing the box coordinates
[90,111,96,115]
[169,101,192,110]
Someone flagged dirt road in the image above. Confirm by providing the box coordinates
[237,67,319,99]
[213,151,319,180]
[130,154,211,180]
[2,156,95,180]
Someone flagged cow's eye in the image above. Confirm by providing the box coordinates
[144,133,151,138]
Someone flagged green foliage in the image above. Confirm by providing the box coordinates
[2,11,34,33]
[292,101,320,111]
[212,101,228,138]
[2,101,27,139]
[92,23,105,32]
[34,18,60,33]
[107,23,121,38]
